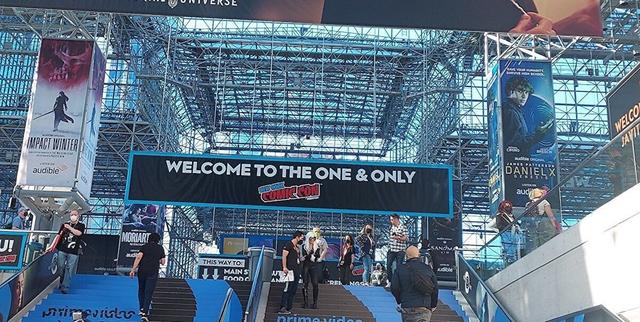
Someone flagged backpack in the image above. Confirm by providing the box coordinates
[408,263,435,296]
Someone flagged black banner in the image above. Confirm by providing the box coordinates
[0,252,60,321]
[0,232,27,270]
[607,64,640,141]
[428,180,462,282]
[126,152,452,217]
[77,234,119,275]
[0,0,602,37]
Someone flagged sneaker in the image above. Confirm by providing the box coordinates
[278,307,291,315]
[141,313,149,321]
[139,309,144,316]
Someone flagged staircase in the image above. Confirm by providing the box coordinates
[227,281,252,313]
[150,278,197,321]
[22,274,242,322]
[264,283,375,322]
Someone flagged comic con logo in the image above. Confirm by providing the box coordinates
[258,182,320,203]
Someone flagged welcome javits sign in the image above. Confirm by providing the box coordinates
[0,0,602,37]
[607,64,640,144]
[125,152,453,217]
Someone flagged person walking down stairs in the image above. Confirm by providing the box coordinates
[130,233,166,322]
[391,246,439,322]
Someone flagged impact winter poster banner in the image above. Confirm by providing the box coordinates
[498,60,560,208]
[76,45,106,198]
[17,39,95,195]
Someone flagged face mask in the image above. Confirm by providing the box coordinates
[70,215,78,222]
[366,228,372,234]
[297,239,303,245]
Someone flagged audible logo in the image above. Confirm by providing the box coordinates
[32,167,61,174]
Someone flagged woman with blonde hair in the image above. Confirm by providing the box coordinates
[301,227,327,309]
[527,188,561,249]
[356,224,375,285]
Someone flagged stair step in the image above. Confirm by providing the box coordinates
[148,314,195,322]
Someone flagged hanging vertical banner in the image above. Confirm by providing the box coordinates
[116,204,166,269]
[76,45,106,198]
[487,66,504,217]
[428,180,462,282]
[16,39,101,198]
[498,60,560,208]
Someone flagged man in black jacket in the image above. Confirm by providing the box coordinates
[391,246,438,322]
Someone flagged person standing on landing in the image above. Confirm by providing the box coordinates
[387,214,408,287]
[54,210,85,294]
[130,233,166,322]
[356,224,375,285]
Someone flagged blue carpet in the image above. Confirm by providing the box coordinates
[187,279,243,322]
[22,274,242,322]
[346,286,470,322]
[345,285,402,322]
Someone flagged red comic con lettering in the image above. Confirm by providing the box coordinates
[297,183,320,198]
[261,187,297,202]
[0,255,17,263]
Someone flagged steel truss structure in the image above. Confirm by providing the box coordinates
[0,1,638,275]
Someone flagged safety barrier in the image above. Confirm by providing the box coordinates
[217,288,235,322]
[244,246,265,322]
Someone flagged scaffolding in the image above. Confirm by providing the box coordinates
[0,1,638,275]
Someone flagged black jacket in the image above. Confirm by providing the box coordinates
[391,258,438,309]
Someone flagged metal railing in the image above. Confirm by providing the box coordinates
[244,246,265,322]
[456,251,515,322]
[0,229,58,275]
[473,115,640,281]
[0,251,59,321]
[217,288,235,322]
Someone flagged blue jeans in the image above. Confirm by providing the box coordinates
[57,251,79,289]
[362,254,373,283]
[138,274,159,314]
[387,251,405,282]
[279,268,300,310]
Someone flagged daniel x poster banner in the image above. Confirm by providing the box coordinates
[125,152,453,217]
[1,0,602,37]
[498,59,560,208]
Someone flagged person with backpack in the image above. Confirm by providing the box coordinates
[391,246,438,322]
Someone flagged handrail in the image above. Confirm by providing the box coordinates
[0,251,59,321]
[456,251,515,322]
[217,288,234,322]
[474,114,640,277]
[244,246,265,322]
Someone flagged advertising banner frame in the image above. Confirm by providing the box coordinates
[497,59,560,209]
[125,151,454,218]
[0,231,28,270]
[0,0,603,37]
[606,63,640,140]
